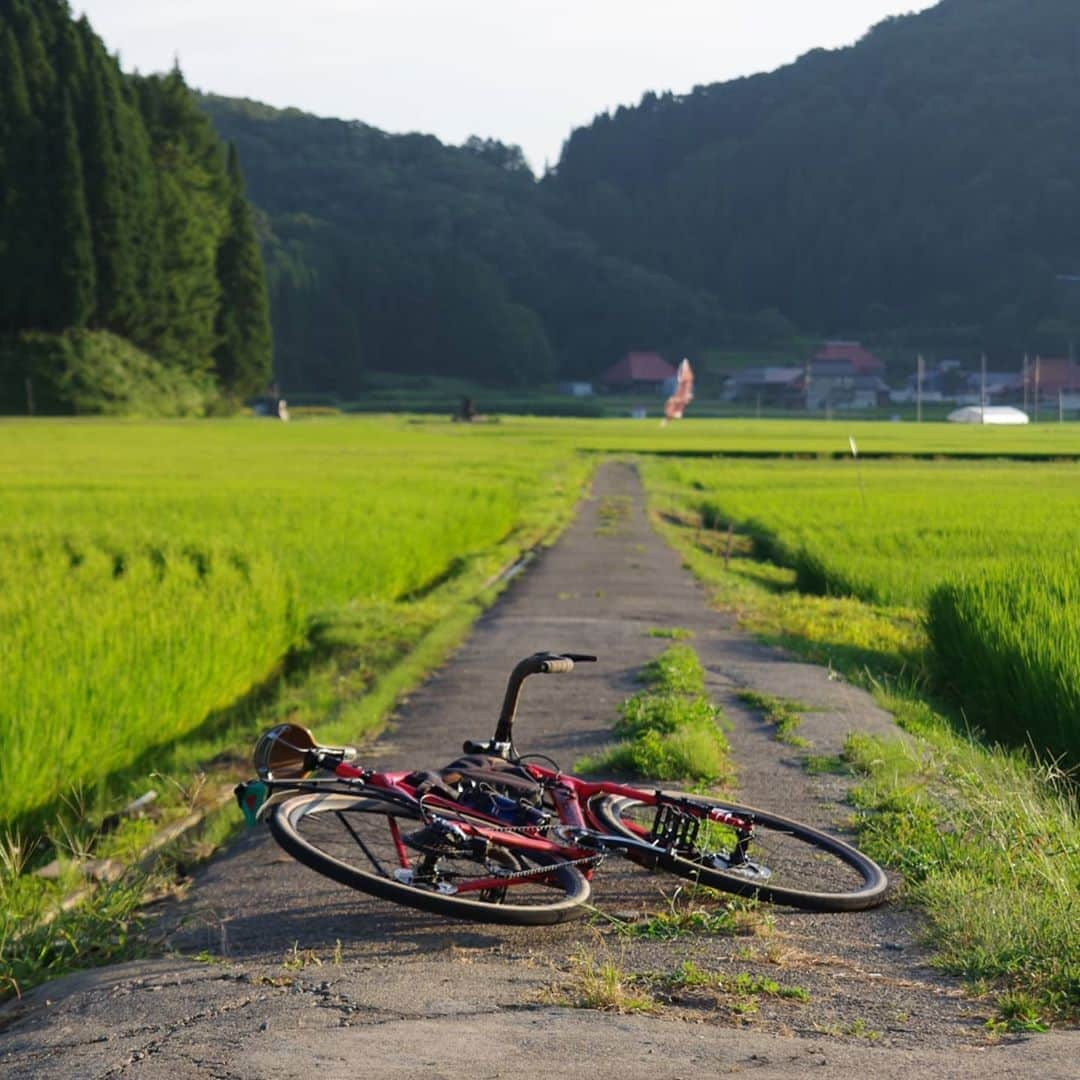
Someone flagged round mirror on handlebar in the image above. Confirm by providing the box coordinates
[254,723,317,779]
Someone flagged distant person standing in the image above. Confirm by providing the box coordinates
[455,396,476,423]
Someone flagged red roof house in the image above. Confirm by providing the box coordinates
[601,352,677,389]
[1028,358,1080,394]
[813,341,885,375]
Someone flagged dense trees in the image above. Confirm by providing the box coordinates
[7,0,1077,405]
[0,0,270,412]
[201,96,750,391]
[205,0,1080,395]
[547,0,1080,352]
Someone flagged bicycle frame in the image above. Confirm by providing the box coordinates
[238,755,756,896]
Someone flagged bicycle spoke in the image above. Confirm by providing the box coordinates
[335,809,388,877]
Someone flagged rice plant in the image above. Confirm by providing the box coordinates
[0,417,588,827]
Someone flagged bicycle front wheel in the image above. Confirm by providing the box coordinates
[592,792,888,912]
[269,792,590,925]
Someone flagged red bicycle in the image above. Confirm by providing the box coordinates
[236,652,888,925]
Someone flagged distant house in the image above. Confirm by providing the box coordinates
[600,352,677,393]
[1028,358,1080,396]
[807,359,889,410]
[723,367,804,406]
[952,372,1024,406]
[813,340,885,375]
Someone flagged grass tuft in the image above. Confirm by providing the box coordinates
[577,646,733,785]
[737,689,811,748]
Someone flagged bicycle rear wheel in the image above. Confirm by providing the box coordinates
[592,792,887,912]
[270,792,590,925]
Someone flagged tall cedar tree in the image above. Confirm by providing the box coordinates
[0,0,273,404]
[214,144,272,395]
[51,90,95,330]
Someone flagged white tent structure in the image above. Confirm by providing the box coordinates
[947,405,1030,425]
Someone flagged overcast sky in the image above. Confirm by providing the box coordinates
[75,1,938,171]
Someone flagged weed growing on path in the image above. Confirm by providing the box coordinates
[737,690,811,748]
[576,644,733,785]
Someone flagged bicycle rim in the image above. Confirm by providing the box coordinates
[270,792,590,925]
[592,792,888,912]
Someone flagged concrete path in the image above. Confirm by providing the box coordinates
[1,463,1075,1078]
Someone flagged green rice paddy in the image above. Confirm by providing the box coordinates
[644,454,1080,763]
[0,417,589,826]
[4,414,1080,830]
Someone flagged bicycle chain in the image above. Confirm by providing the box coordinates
[417,801,607,880]
[490,852,607,883]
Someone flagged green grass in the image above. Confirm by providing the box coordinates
[601,888,770,942]
[637,642,706,695]
[0,417,589,830]
[577,644,733,785]
[645,479,1080,1026]
[647,626,695,640]
[927,561,1080,765]
[645,454,1080,764]
[843,705,1080,1026]
[737,690,810,747]
[507,417,1080,458]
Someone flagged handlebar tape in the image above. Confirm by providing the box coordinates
[540,657,575,674]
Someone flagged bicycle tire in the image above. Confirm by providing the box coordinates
[591,792,888,912]
[269,792,590,925]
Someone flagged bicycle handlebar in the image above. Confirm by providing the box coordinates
[539,653,596,674]
[493,652,597,746]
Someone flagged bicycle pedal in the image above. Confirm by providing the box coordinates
[650,803,701,851]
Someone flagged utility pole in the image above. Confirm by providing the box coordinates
[916,354,924,423]
[1035,355,1042,423]
[981,353,987,423]
[1060,389,1065,424]
[24,377,34,416]
[1022,353,1029,414]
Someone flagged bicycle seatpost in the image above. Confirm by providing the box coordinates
[493,651,597,746]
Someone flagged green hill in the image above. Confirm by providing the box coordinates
[546,0,1080,354]
[200,96,788,393]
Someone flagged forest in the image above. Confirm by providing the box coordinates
[547,0,1080,356]
[0,0,271,414]
[5,0,1080,404]
[204,0,1080,395]
[199,96,765,395]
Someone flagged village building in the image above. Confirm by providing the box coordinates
[599,352,677,393]
[813,340,886,375]
[807,358,889,408]
[723,366,804,407]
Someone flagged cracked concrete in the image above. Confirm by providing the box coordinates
[1,462,1076,1078]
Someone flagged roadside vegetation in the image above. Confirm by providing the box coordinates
[0,417,591,997]
[651,455,1080,766]
[642,456,1080,1026]
[576,643,733,786]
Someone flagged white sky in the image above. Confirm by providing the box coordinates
[75,1,938,171]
